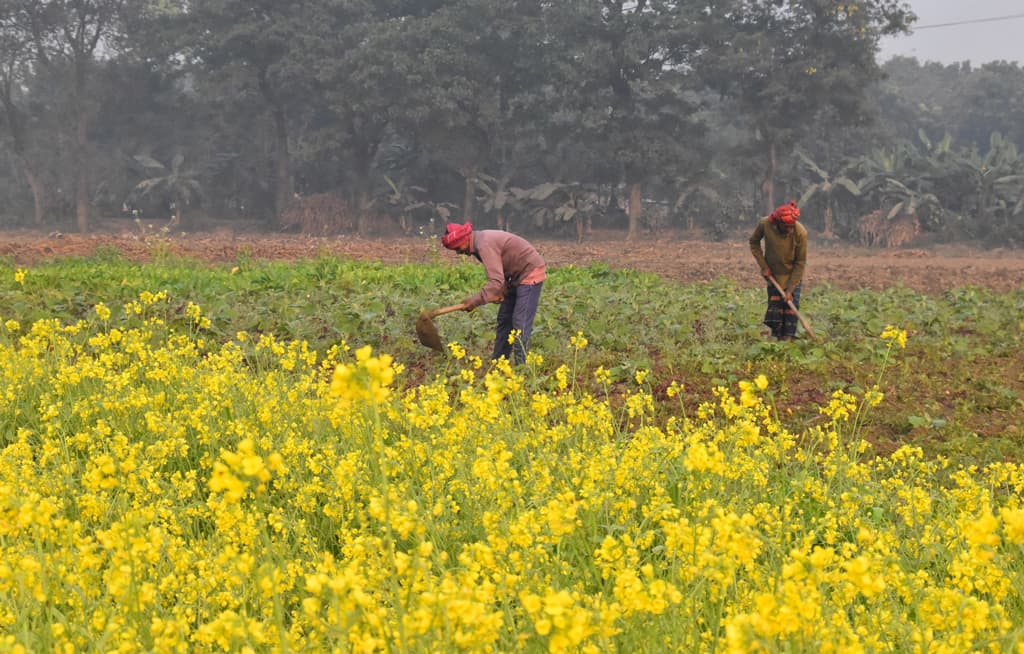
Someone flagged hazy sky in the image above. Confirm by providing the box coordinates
[877,0,1024,65]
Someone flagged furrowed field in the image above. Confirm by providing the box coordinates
[2,250,1024,653]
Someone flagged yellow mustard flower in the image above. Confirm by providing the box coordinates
[570,331,588,350]
[507,328,521,345]
[880,324,907,349]
[447,341,466,360]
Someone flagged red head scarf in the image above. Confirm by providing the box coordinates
[770,201,800,225]
[441,221,473,250]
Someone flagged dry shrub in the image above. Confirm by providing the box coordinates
[857,210,920,248]
[280,194,356,235]
[857,211,884,246]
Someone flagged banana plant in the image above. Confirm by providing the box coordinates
[131,153,204,229]
[383,175,456,236]
[514,182,602,241]
[916,128,954,158]
[795,150,862,238]
[957,132,1024,235]
[869,177,942,223]
[474,173,521,231]
[851,141,946,231]
[475,178,601,240]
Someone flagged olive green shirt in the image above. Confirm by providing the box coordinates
[749,217,808,292]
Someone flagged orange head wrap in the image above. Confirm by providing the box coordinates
[441,221,473,250]
[770,201,800,225]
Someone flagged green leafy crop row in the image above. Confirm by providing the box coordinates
[1,252,1021,466]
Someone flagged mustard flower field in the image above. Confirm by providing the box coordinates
[1,256,1023,652]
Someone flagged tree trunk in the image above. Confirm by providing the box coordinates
[461,167,477,220]
[763,141,777,214]
[257,66,293,225]
[626,181,642,241]
[21,161,46,226]
[823,203,834,238]
[272,104,292,221]
[74,62,90,234]
[0,96,46,225]
[173,197,185,230]
[356,188,372,236]
[494,173,511,230]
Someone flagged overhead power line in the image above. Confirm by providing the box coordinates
[913,12,1024,30]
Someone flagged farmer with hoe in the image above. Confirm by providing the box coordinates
[749,200,808,341]
[441,222,546,365]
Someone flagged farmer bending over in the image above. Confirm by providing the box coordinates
[441,222,546,365]
[749,201,807,341]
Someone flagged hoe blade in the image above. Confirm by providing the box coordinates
[415,311,444,352]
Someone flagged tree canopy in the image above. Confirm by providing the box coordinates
[2,0,1023,246]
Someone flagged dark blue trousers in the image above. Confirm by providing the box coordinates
[492,282,543,365]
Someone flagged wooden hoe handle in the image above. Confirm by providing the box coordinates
[428,303,468,318]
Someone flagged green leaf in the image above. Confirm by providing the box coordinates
[834,177,862,197]
[133,154,166,172]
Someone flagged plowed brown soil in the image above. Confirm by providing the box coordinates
[2,224,1024,293]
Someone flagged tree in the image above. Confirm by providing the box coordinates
[302,2,447,234]
[874,57,967,146]
[0,1,48,224]
[542,0,724,240]
[712,0,914,213]
[184,0,338,224]
[353,0,556,228]
[947,62,1024,153]
[16,0,139,232]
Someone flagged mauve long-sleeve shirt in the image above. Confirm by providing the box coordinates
[749,217,808,292]
[463,230,546,310]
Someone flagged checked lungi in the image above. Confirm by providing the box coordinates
[764,282,801,339]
